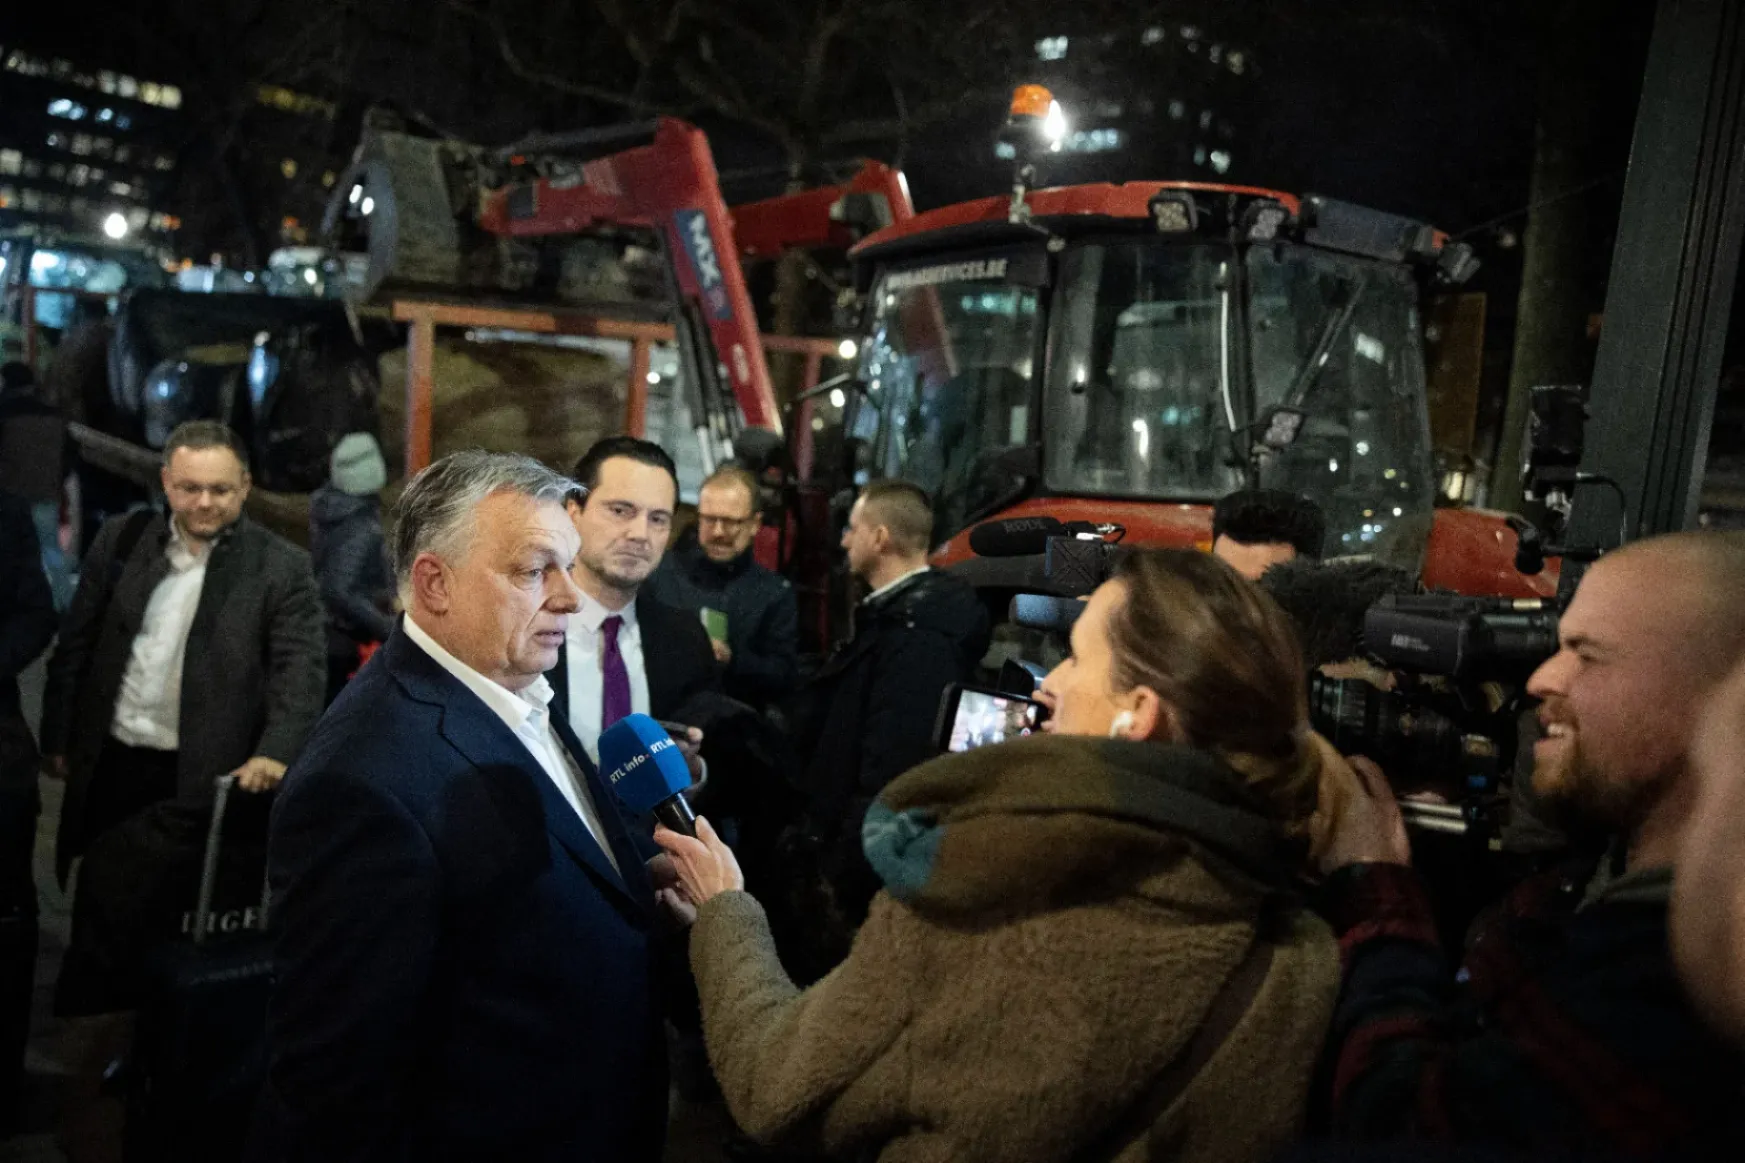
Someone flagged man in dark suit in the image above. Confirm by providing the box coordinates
[40,420,325,887]
[257,450,689,1163]
[546,437,720,763]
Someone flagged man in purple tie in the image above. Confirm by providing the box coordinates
[547,438,720,765]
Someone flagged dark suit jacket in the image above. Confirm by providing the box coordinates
[253,628,669,1163]
[546,592,722,731]
[40,512,325,882]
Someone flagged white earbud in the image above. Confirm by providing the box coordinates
[1109,710,1135,738]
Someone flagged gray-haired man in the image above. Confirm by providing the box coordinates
[255,451,688,1163]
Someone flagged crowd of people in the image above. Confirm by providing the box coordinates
[0,401,1743,1162]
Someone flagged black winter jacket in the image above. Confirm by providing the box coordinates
[646,529,799,706]
[308,486,395,655]
[789,568,990,851]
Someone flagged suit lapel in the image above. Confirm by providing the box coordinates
[637,595,681,719]
[385,632,643,912]
[543,643,570,724]
[551,713,655,913]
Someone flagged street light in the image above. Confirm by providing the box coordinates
[837,338,858,360]
[102,212,129,240]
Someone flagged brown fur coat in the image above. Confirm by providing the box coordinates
[690,734,1340,1162]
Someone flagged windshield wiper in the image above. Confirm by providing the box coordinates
[1282,276,1366,410]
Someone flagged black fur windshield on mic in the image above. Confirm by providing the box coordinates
[1257,557,1418,669]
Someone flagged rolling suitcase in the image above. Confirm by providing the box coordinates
[124,774,273,1163]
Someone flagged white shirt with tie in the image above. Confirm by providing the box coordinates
[564,592,650,765]
[402,613,621,876]
[111,521,210,751]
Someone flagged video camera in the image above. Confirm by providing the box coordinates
[1303,592,1561,835]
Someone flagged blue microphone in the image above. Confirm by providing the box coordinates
[599,713,697,837]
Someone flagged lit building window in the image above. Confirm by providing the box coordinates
[281,158,298,180]
[46,132,67,151]
[1181,25,1201,40]
[1035,36,1069,61]
[4,51,49,78]
[159,85,182,109]
[321,170,337,188]
[1094,100,1124,118]
[1168,100,1186,120]
[1194,146,1208,166]
[48,98,88,121]
[140,82,162,105]
[1227,50,1247,75]
[154,154,176,172]
[1209,44,1223,64]
[0,150,19,176]
[109,180,133,198]
[994,141,1017,160]
[98,70,119,94]
[1142,27,1166,46]
[1064,128,1125,154]
[1210,150,1232,174]
[1199,109,1214,130]
[117,75,138,99]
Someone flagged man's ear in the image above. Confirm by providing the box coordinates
[410,553,451,614]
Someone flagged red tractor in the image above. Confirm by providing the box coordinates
[818,85,1552,619]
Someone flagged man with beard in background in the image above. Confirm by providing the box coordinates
[1314,532,1745,1159]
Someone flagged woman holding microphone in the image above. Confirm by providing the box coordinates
[657,549,1345,1163]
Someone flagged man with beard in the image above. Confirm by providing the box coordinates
[1314,532,1745,1158]
[546,437,718,764]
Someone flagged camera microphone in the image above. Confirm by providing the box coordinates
[969,516,1107,557]
[599,713,696,837]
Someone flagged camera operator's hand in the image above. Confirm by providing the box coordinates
[1316,745,1411,875]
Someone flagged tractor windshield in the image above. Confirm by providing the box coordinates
[857,251,1044,535]
[1247,244,1434,562]
[1043,241,1243,501]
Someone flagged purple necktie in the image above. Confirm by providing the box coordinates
[600,614,631,730]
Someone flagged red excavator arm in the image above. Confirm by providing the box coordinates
[730,161,914,260]
[476,118,782,430]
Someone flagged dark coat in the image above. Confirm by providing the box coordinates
[1319,856,1743,1158]
[791,569,991,839]
[307,486,395,655]
[0,495,55,731]
[646,529,799,706]
[0,496,51,918]
[545,592,722,730]
[252,628,668,1163]
[40,512,325,882]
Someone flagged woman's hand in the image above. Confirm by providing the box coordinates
[653,816,745,906]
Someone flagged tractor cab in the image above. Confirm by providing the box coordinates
[845,181,1474,578]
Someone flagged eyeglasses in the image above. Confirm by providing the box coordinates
[169,481,241,501]
[697,514,754,531]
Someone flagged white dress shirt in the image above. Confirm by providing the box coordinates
[564,591,650,765]
[403,614,621,876]
[111,522,210,751]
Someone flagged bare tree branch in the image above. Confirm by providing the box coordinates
[447,0,671,115]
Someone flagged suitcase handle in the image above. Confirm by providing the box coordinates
[193,774,271,947]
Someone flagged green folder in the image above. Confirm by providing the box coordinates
[700,607,729,643]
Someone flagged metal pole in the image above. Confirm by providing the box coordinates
[626,339,651,438]
[1572,0,1745,543]
[406,309,436,476]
